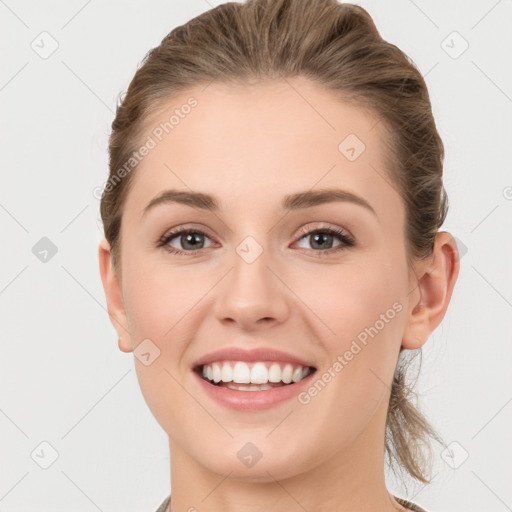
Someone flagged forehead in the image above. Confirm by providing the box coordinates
[124,77,402,222]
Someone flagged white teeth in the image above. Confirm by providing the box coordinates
[233,361,251,383]
[292,366,303,383]
[199,360,314,385]
[221,362,233,382]
[281,364,293,384]
[212,362,222,383]
[250,362,269,384]
[226,383,273,391]
[268,363,281,382]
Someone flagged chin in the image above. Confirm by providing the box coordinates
[193,446,309,483]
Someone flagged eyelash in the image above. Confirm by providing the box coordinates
[156,225,355,258]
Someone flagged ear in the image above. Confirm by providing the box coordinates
[98,238,133,353]
[402,231,460,349]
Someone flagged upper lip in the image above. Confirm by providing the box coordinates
[192,347,316,369]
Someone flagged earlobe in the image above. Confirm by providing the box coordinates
[118,337,132,353]
[98,238,133,353]
[402,231,460,350]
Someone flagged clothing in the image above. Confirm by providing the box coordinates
[154,494,428,512]
[394,495,428,512]
[155,495,170,512]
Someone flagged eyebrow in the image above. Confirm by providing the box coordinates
[141,188,377,217]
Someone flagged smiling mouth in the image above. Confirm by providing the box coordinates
[194,361,317,391]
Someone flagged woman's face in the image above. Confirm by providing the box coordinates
[103,77,424,480]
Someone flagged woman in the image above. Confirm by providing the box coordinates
[98,1,460,510]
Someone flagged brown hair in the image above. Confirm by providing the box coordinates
[100,0,447,486]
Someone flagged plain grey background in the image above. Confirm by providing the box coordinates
[1,1,511,511]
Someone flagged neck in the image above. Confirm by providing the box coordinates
[166,396,406,512]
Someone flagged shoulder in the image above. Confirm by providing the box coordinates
[154,494,427,512]
[393,495,429,512]
[154,494,171,512]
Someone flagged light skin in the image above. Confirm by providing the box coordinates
[99,76,459,512]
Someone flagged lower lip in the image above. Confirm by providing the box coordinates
[193,369,317,411]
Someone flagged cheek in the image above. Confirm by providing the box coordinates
[292,254,406,352]
[122,249,203,340]
[121,258,201,431]
[293,261,406,411]
[289,261,406,446]
[117,242,409,473]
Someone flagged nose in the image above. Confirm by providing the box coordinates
[212,247,290,331]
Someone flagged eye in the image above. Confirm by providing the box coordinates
[156,224,355,256]
[157,227,215,255]
[293,225,355,257]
